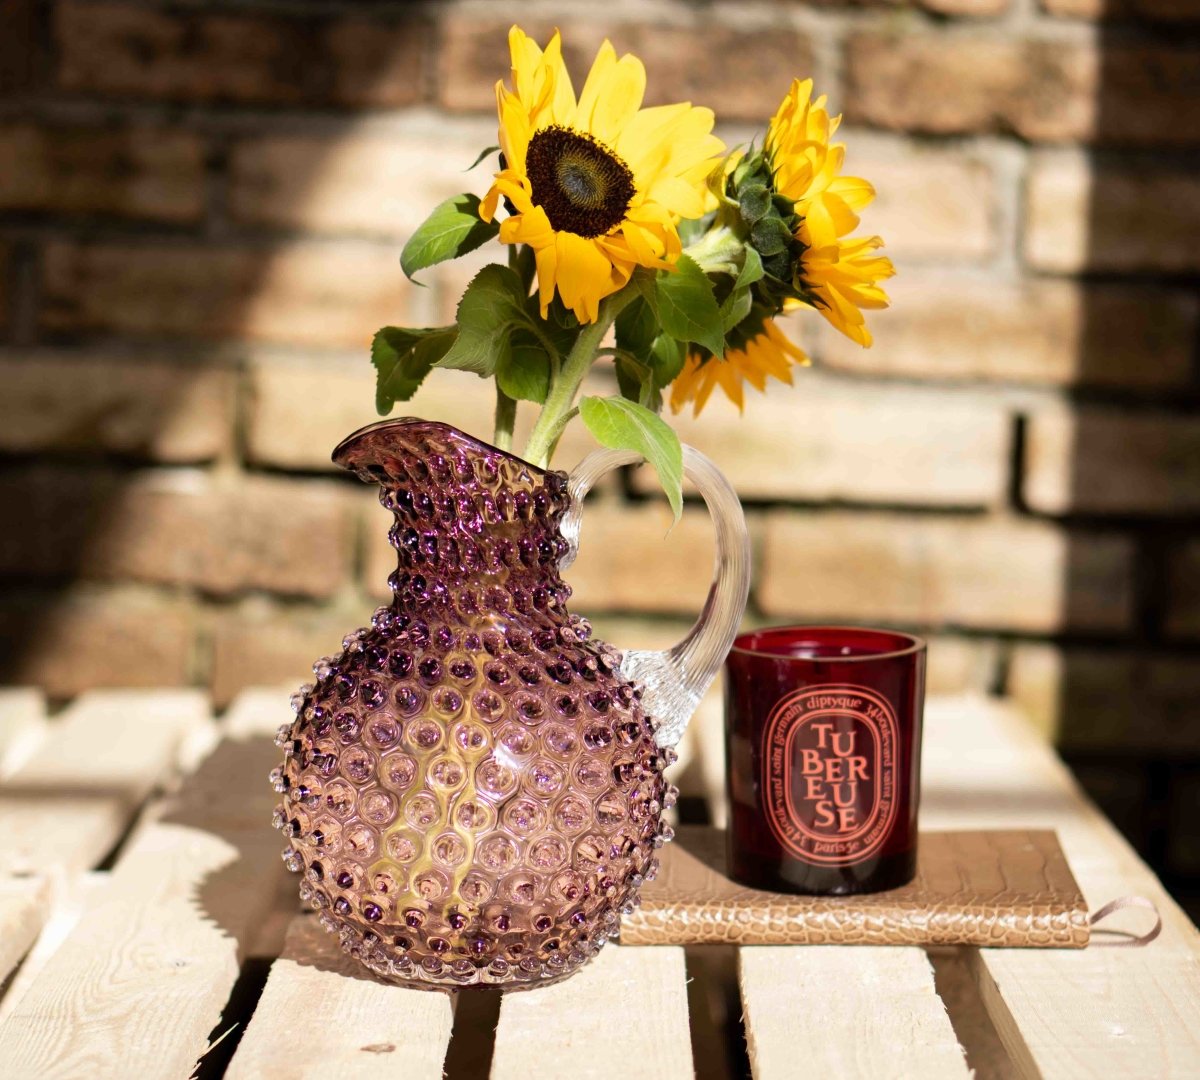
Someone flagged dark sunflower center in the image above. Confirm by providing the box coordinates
[525,125,635,239]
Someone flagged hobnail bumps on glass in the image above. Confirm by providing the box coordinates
[272,421,678,989]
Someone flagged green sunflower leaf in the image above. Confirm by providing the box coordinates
[654,254,725,357]
[371,326,457,414]
[498,331,551,404]
[615,296,658,356]
[465,145,500,171]
[648,333,685,386]
[614,352,654,408]
[720,287,754,334]
[580,396,684,523]
[734,245,765,291]
[437,264,529,376]
[400,193,499,283]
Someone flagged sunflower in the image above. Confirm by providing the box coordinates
[670,313,808,417]
[669,78,892,412]
[767,78,894,344]
[479,27,724,324]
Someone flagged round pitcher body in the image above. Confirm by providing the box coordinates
[272,421,673,989]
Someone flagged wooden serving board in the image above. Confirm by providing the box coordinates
[623,826,1090,948]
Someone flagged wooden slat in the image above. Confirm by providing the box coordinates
[0,688,48,779]
[0,878,46,987]
[0,689,206,877]
[227,914,454,1080]
[740,946,970,1079]
[0,689,291,1078]
[923,696,1200,1079]
[0,873,109,1023]
[490,944,693,1080]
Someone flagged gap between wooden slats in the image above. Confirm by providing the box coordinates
[0,689,292,1079]
[924,696,1200,1080]
[740,945,970,1079]
[0,689,207,878]
[226,914,454,1080]
[490,944,693,1080]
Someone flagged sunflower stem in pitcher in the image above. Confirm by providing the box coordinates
[522,287,637,468]
[494,387,517,452]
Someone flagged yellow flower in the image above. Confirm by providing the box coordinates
[766,78,894,345]
[798,235,893,347]
[480,27,724,324]
[670,317,809,416]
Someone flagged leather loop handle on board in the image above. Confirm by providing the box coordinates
[1089,896,1162,947]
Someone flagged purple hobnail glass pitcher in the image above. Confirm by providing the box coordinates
[271,418,749,989]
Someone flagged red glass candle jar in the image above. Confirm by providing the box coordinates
[725,626,926,895]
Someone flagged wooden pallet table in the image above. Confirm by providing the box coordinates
[0,687,1196,1078]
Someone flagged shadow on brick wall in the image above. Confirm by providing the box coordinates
[1053,9,1200,919]
[0,0,437,697]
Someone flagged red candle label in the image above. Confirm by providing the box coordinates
[762,685,899,866]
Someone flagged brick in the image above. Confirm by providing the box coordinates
[919,0,1011,11]
[1042,0,1200,19]
[1064,758,1152,854]
[1165,767,1200,878]
[760,512,1133,633]
[39,240,415,348]
[1026,156,1200,273]
[0,0,42,95]
[567,502,724,615]
[0,352,231,461]
[646,373,1009,507]
[923,635,1002,695]
[210,604,365,708]
[0,240,9,335]
[54,0,428,108]
[815,273,1197,390]
[0,467,355,599]
[247,353,602,473]
[851,146,995,264]
[0,589,192,698]
[1165,540,1200,640]
[0,122,204,223]
[438,16,813,121]
[804,0,1010,14]
[1009,642,1200,752]
[846,33,1200,145]
[1024,406,1200,516]
[228,121,495,238]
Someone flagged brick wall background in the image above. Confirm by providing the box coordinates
[2,0,1198,911]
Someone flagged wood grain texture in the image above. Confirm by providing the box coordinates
[490,944,694,1080]
[0,690,290,1079]
[923,696,1200,1079]
[0,689,206,877]
[740,945,969,1079]
[0,688,47,778]
[0,873,109,1024]
[227,914,454,1080]
[0,878,47,987]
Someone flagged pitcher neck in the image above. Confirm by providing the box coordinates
[379,476,575,618]
[334,419,576,620]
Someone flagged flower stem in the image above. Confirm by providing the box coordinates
[522,288,637,468]
[493,387,516,452]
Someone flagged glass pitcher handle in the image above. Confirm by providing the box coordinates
[559,446,751,749]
